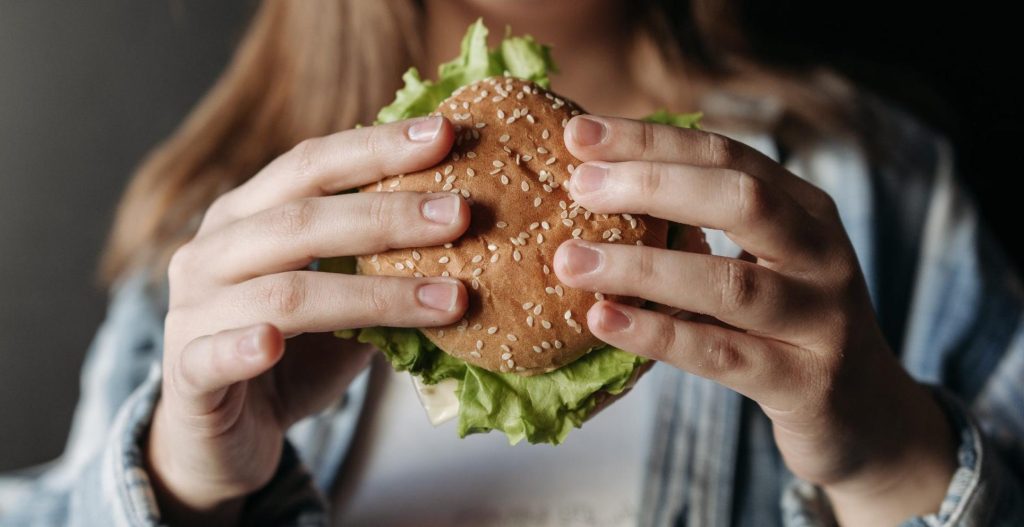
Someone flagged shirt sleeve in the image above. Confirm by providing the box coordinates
[0,276,330,526]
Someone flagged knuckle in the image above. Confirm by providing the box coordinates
[362,126,386,158]
[703,334,744,376]
[638,121,657,158]
[272,198,318,237]
[367,194,394,235]
[646,315,678,361]
[634,247,659,288]
[638,161,664,200]
[167,243,194,283]
[734,171,776,226]
[364,279,394,316]
[290,138,322,184]
[260,273,307,317]
[705,133,740,167]
[719,260,758,315]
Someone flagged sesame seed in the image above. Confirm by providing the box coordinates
[567,163,576,173]
[623,213,634,221]
[500,175,510,185]
[506,334,518,342]
[434,172,442,183]
[555,285,564,296]
[460,189,470,198]
[554,340,563,349]
[405,259,414,268]
[533,305,543,315]
[541,221,551,230]
[602,230,611,239]
[595,292,606,300]
[522,154,533,162]
[526,114,535,124]
[496,221,508,228]
[542,129,550,139]
[370,254,378,262]
[543,184,553,193]
[413,271,423,277]
[497,109,505,119]
[471,279,479,290]
[501,352,512,360]
[475,340,484,350]
[389,180,400,188]
[467,168,476,177]
[490,254,499,263]
[395,262,405,270]
[470,350,482,358]
[527,315,534,327]
[530,222,540,230]
[471,255,483,263]
[519,231,530,239]
[493,160,505,168]
[412,250,421,261]
[545,286,555,294]
[537,146,549,154]
[542,341,551,349]
[543,265,550,274]
[541,319,552,329]
[513,250,522,262]
[487,244,498,251]
[501,344,511,352]
[438,256,450,264]
[475,122,486,129]
[559,200,567,210]
[537,233,544,244]
[442,182,453,191]
[507,359,515,368]
[444,165,454,175]
[441,271,450,277]
[562,219,574,228]
[546,157,557,165]
[564,310,572,320]
[520,181,530,192]
[488,326,498,334]
[466,151,477,158]
[534,197,542,207]
[523,302,534,310]
[444,242,453,248]
[472,268,483,277]
[533,346,543,353]
[499,133,510,143]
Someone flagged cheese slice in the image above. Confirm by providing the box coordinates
[410,374,460,425]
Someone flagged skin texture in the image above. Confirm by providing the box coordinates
[553,115,957,526]
[150,2,956,525]
[149,117,472,525]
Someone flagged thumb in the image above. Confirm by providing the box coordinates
[169,323,285,415]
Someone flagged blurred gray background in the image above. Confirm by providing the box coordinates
[0,1,253,471]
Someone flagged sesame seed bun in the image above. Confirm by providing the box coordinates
[357,77,703,376]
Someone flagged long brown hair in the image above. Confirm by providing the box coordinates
[100,0,863,286]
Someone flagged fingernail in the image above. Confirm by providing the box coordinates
[421,195,461,224]
[599,304,633,332]
[571,116,606,146]
[563,243,602,275]
[571,163,608,195]
[407,116,443,142]
[417,282,458,311]
[238,327,264,359]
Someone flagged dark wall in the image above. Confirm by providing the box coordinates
[0,1,1019,471]
[0,1,253,471]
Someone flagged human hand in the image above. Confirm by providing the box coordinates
[148,116,470,525]
[554,115,957,526]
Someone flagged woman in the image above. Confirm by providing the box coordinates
[1,0,1021,525]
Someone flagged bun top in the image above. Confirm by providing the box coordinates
[357,77,669,375]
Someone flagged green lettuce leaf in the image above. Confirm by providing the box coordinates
[351,327,644,445]
[375,19,555,124]
[327,19,703,445]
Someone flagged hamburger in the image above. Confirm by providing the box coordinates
[329,20,704,445]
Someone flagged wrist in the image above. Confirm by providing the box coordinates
[145,403,245,526]
[823,382,957,526]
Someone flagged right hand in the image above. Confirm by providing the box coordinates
[147,116,469,525]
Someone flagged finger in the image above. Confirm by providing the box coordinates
[554,240,819,335]
[563,115,833,215]
[201,272,468,336]
[171,324,284,413]
[177,192,469,284]
[566,161,827,264]
[200,116,455,233]
[587,301,799,408]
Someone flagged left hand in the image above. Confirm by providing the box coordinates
[554,115,957,526]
